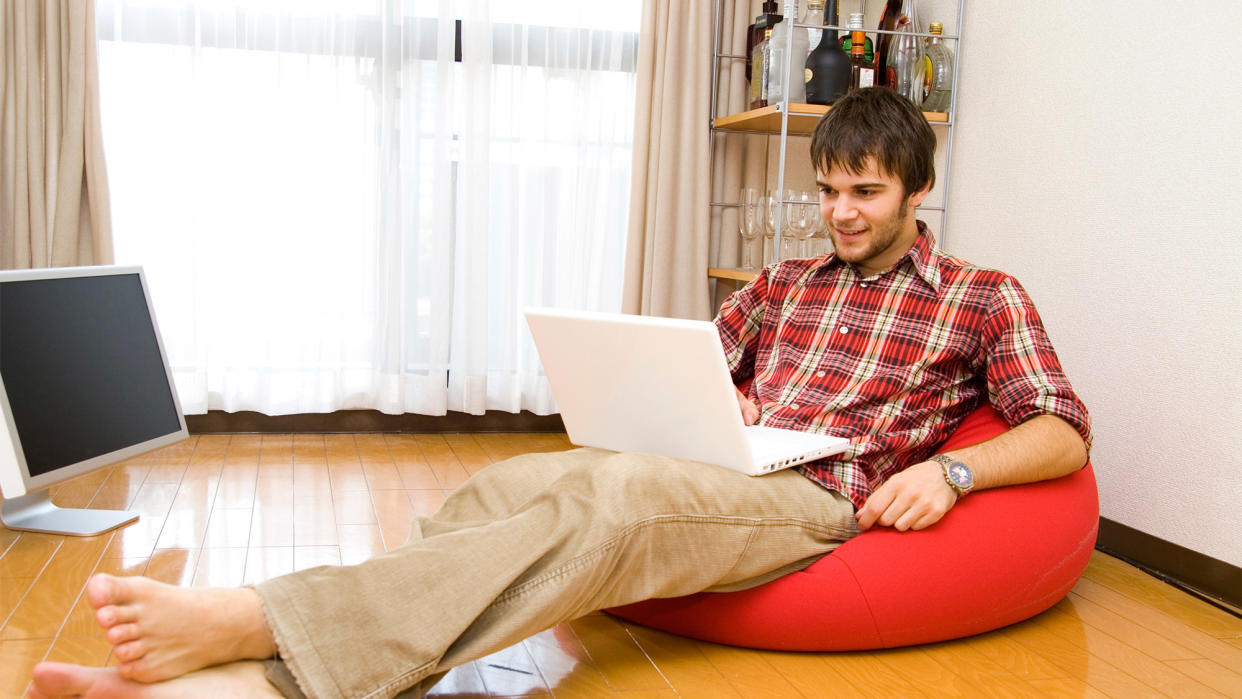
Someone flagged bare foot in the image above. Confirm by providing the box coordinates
[28,660,282,698]
[86,574,276,683]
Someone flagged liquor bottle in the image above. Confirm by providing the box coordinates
[803,0,826,57]
[847,13,875,91]
[921,22,954,113]
[750,28,774,109]
[745,1,781,84]
[768,0,808,105]
[884,0,925,104]
[874,0,902,88]
[805,0,850,105]
[840,28,873,63]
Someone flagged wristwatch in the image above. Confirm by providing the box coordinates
[930,454,974,498]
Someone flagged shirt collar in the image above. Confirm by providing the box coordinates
[818,221,942,291]
[906,222,941,291]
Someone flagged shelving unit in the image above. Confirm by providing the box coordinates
[708,0,965,284]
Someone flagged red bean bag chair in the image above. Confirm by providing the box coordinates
[607,405,1098,650]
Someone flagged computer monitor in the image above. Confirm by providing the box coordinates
[0,265,187,536]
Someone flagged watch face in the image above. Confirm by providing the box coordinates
[948,462,973,488]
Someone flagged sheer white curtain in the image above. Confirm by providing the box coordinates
[95,0,639,416]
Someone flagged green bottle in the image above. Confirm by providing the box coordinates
[839,23,873,62]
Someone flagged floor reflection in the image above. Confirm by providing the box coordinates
[427,623,603,697]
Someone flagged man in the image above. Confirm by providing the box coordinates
[29,88,1090,698]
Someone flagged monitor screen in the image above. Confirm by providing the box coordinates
[0,266,186,525]
[1,271,182,478]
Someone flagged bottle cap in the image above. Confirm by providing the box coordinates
[762,1,778,12]
[929,22,943,33]
[848,12,864,29]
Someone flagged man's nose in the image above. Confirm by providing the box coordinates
[830,195,858,222]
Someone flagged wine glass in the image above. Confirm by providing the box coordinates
[770,189,814,261]
[785,191,819,259]
[779,191,801,261]
[761,190,782,267]
[738,188,761,271]
[812,206,832,257]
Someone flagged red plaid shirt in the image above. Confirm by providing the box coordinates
[715,224,1091,510]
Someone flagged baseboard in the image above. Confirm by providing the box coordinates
[1095,517,1242,611]
[187,409,567,434]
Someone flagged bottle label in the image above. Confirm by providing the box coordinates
[859,67,874,88]
[922,55,932,99]
[752,58,762,102]
[805,68,813,84]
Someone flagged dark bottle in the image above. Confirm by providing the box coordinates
[804,0,850,105]
[875,0,902,88]
[745,1,782,84]
[847,13,876,90]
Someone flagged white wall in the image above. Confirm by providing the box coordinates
[946,1,1242,566]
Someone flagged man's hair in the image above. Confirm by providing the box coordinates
[809,87,936,197]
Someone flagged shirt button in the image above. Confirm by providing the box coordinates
[816,371,826,378]
[790,404,800,410]
[839,326,850,334]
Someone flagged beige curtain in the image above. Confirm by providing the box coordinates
[621,0,715,320]
[0,0,113,270]
[623,0,773,320]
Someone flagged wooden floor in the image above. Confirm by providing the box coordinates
[1,433,1240,698]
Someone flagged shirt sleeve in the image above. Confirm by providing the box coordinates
[713,267,771,387]
[979,277,1093,450]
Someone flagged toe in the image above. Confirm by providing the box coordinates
[95,598,140,629]
[115,661,137,681]
[95,605,124,629]
[85,573,120,609]
[30,662,95,696]
[116,658,155,684]
[105,622,142,645]
[113,638,146,663]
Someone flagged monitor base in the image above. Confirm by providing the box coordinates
[1,490,138,536]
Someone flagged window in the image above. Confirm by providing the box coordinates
[96,0,641,416]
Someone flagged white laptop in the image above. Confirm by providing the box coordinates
[524,307,850,475]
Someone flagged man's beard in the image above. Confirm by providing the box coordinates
[832,199,910,267]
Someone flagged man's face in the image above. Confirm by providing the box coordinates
[817,158,928,278]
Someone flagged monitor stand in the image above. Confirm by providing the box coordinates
[1,490,138,536]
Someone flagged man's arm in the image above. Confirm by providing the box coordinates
[716,267,775,391]
[855,414,1087,532]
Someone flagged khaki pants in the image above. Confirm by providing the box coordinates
[256,447,858,698]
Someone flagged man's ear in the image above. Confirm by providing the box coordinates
[906,183,932,209]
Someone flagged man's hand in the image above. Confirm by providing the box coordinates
[735,387,759,426]
[856,460,956,531]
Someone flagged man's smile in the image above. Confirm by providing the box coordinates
[833,227,867,238]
